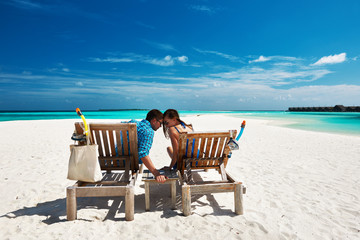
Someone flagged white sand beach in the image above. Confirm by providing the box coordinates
[0,115,359,240]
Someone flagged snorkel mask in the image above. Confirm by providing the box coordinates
[227,120,246,150]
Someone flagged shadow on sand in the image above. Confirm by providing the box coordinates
[1,173,238,224]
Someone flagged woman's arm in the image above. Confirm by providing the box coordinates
[168,127,179,168]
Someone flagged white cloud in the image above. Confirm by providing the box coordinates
[283,84,360,106]
[312,53,346,66]
[248,55,302,64]
[142,55,189,66]
[177,56,188,63]
[8,0,43,9]
[194,48,243,63]
[213,82,221,87]
[148,55,174,66]
[273,62,296,67]
[209,67,332,86]
[89,57,134,63]
[142,40,177,52]
[3,61,360,110]
[62,68,70,72]
[190,5,214,14]
[274,94,292,101]
[249,55,271,63]
[89,54,188,66]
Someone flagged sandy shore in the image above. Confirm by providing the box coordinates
[0,115,359,239]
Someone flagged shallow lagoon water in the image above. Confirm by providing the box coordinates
[1,110,359,136]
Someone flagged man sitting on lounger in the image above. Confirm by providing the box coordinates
[124,109,167,183]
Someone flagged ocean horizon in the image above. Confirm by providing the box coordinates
[1,109,360,136]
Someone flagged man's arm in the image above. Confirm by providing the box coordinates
[141,155,167,183]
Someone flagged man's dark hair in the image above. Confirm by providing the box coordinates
[146,109,163,122]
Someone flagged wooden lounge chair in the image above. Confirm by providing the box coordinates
[177,130,246,216]
[66,122,142,221]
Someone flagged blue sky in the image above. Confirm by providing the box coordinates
[1,0,360,111]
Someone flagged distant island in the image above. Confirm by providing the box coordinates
[288,105,360,112]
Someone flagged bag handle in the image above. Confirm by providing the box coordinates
[86,124,92,145]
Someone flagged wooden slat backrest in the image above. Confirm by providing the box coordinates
[177,130,237,174]
[74,122,139,172]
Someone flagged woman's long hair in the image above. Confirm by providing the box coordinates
[163,109,192,139]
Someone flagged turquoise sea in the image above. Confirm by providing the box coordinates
[1,110,360,136]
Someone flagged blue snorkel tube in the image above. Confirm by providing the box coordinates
[227,120,246,151]
[236,120,246,141]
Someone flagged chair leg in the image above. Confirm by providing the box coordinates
[170,181,176,210]
[145,182,150,211]
[234,183,244,215]
[182,185,191,216]
[125,186,134,221]
[66,187,77,221]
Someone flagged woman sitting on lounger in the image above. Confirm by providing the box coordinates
[163,109,193,170]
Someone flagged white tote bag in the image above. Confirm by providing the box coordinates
[67,132,102,183]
